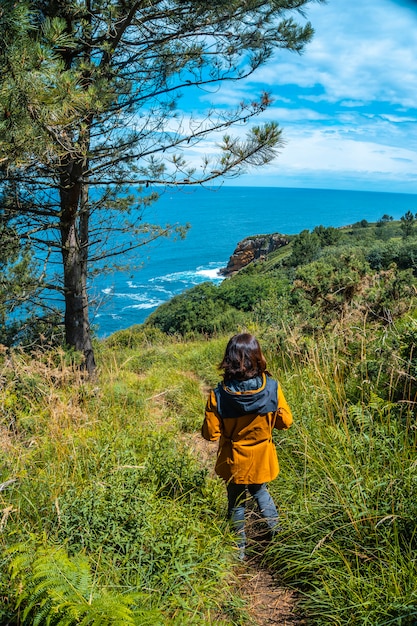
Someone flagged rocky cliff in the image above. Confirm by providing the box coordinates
[220,233,290,276]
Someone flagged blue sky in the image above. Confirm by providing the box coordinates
[181,0,417,193]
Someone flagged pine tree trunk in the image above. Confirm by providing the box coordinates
[60,164,96,374]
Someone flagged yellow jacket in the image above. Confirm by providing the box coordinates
[202,374,293,484]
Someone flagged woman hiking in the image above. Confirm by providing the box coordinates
[202,332,293,560]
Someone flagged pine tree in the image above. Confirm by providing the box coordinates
[0,0,323,372]
[0,195,45,346]
[400,210,416,239]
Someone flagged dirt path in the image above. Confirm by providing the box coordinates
[235,560,306,625]
[187,433,308,625]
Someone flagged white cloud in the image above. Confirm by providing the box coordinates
[269,0,417,107]
[377,114,417,123]
[277,130,417,174]
[266,106,330,123]
[177,0,417,192]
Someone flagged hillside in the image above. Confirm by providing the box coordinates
[146,216,417,340]
[1,216,417,624]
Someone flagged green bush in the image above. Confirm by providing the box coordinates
[312,224,342,247]
[288,229,321,266]
[104,325,167,350]
[293,252,370,317]
[218,273,274,311]
[146,282,247,335]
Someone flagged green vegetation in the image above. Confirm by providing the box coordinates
[1,217,417,624]
[147,219,417,341]
[0,336,245,625]
[0,214,43,346]
[1,0,317,372]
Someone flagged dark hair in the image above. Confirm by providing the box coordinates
[219,333,267,382]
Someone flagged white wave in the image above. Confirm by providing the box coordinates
[124,280,173,295]
[150,263,225,285]
[101,287,114,295]
[159,272,192,283]
[113,292,173,302]
[151,285,175,294]
[195,267,223,279]
[95,312,122,320]
[122,300,165,311]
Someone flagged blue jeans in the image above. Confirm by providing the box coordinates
[226,482,279,550]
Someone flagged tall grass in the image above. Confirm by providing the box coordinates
[0,337,248,625]
[3,318,417,624]
[263,320,417,625]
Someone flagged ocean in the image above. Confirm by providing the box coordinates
[91,186,417,337]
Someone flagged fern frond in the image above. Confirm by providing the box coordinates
[8,542,149,625]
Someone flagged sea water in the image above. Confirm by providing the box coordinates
[91,186,417,337]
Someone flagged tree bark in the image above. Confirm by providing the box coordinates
[60,160,96,374]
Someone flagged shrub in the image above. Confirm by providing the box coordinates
[293,252,370,319]
[218,273,274,312]
[366,239,417,272]
[312,225,341,247]
[288,229,321,266]
[146,282,247,335]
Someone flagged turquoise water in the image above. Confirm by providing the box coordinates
[91,186,417,337]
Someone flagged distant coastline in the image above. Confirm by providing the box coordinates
[92,186,417,337]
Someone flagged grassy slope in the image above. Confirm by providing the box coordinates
[0,335,252,625]
[2,323,417,625]
[2,219,417,624]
